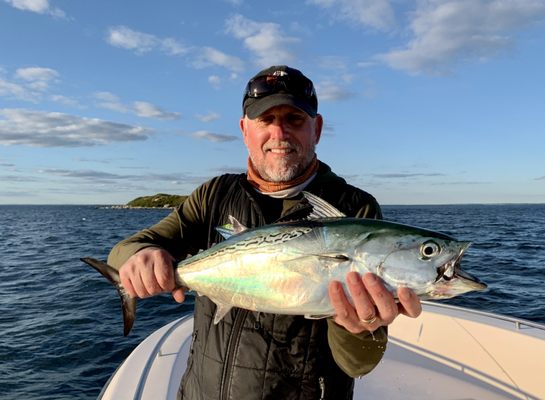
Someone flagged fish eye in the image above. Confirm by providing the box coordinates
[420,240,441,259]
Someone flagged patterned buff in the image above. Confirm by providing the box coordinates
[246,156,319,198]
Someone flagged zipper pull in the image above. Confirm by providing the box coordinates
[319,376,325,400]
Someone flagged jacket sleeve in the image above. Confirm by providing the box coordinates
[107,181,212,269]
[107,209,186,269]
[327,320,387,377]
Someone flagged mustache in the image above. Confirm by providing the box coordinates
[262,141,300,152]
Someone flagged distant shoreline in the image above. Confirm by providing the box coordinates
[122,193,187,209]
[99,204,177,210]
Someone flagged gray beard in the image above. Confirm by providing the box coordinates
[251,145,316,183]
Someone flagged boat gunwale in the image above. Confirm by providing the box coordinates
[136,314,193,399]
[100,314,193,400]
[422,300,545,333]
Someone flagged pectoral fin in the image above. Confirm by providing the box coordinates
[305,314,332,320]
[316,254,350,262]
[212,301,233,324]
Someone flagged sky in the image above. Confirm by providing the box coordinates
[1,0,544,205]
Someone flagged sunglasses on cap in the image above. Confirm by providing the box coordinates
[244,73,316,101]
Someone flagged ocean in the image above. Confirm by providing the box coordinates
[1,203,544,399]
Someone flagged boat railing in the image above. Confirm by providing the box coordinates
[422,300,545,332]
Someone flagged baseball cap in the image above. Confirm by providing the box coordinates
[242,65,318,119]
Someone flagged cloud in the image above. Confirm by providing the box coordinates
[106,25,245,75]
[0,174,41,182]
[5,0,65,17]
[15,67,59,90]
[535,176,545,181]
[160,38,188,56]
[195,112,221,122]
[318,56,350,71]
[133,101,180,120]
[0,66,60,102]
[37,168,211,188]
[431,180,491,185]
[40,168,126,181]
[307,0,396,31]
[93,92,180,120]
[377,0,545,75]
[93,91,129,113]
[190,130,239,143]
[0,77,34,101]
[208,75,222,89]
[225,14,300,67]
[106,26,188,56]
[209,165,247,174]
[193,47,245,72]
[370,172,446,178]
[316,81,356,101]
[49,94,80,107]
[0,108,150,147]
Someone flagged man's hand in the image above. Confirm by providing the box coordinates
[119,247,185,303]
[328,271,422,333]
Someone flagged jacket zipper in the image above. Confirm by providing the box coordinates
[220,309,248,400]
[319,376,325,400]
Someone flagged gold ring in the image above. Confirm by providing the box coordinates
[360,315,377,325]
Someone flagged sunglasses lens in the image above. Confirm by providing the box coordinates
[245,75,314,99]
[289,78,314,97]
[246,76,277,97]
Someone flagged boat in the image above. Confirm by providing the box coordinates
[98,301,545,400]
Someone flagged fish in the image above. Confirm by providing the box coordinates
[82,192,486,336]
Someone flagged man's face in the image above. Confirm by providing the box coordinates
[240,105,322,182]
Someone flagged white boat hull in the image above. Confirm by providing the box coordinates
[99,302,545,400]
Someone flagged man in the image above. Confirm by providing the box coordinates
[108,65,422,399]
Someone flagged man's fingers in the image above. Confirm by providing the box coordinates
[119,266,137,298]
[329,280,373,334]
[141,264,163,296]
[329,273,422,334]
[119,248,176,299]
[154,254,176,292]
[362,273,398,325]
[172,288,186,303]
[329,281,350,319]
[346,272,377,323]
[397,286,422,318]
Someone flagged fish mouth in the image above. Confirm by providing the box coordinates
[435,242,487,291]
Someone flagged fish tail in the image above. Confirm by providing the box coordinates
[80,257,136,336]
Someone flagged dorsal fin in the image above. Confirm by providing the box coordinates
[302,191,346,219]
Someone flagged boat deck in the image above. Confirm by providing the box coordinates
[99,302,545,400]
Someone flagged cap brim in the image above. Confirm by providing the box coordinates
[244,93,317,119]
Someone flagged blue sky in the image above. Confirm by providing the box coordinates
[1,0,544,205]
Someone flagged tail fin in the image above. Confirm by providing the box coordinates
[81,257,136,336]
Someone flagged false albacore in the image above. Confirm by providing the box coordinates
[82,192,486,336]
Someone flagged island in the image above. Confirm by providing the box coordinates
[120,193,188,208]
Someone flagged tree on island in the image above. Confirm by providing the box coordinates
[126,193,187,208]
